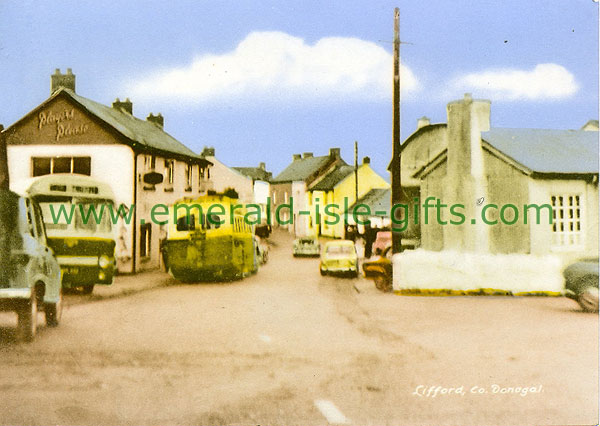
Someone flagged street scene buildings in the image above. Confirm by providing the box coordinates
[0,2,598,426]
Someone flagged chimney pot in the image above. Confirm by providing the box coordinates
[202,146,215,157]
[292,154,301,161]
[112,98,133,115]
[50,68,76,94]
[416,116,430,130]
[147,112,164,128]
[362,156,370,165]
[303,152,313,158]
[259,162,266,170]
[329,147,341,158]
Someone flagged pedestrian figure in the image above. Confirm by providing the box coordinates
[364,221,377,259]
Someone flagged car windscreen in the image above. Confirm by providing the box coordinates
[326,245,354,255]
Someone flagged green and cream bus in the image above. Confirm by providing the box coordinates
[14,174,117,294]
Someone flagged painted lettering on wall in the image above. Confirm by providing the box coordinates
[38,108,89,141]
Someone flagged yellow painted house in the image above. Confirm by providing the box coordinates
[308,157,389,238]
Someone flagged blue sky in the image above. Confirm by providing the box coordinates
[1,0,597,178]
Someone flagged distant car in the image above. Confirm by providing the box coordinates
[563,257,599,312]
[320,240,358,277]
[371,231,392,255]
[293,236,320,257]
[0,189,63,342]
[254,236,269,265]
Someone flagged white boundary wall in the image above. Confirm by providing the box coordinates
[392,250,565,294]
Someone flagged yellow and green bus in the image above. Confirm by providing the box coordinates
[161,194,257,282]
[15,174,117,294]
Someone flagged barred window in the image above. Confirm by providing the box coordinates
[551,195,582,247]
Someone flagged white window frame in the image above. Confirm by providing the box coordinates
[551,194,584,250]
[164,159,175,186]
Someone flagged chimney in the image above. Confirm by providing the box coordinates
[329,147,340,158]
[446,93,490,179]
[303,152,313,158]
[51,68,76,94]
[202,146,215,157]
[362,156,370,165]
[445,93,491,252]
[416,116,430,130]
[292,154,301,161]
[112,98,133,115]
[259,162,266,170]
[147,113,164,128]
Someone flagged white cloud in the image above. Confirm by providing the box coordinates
[450,63,578,101]
[127,31,418,104]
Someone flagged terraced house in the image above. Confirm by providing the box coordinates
[270,149,346,236]
[2,69,213,273]
[307,157,389,239]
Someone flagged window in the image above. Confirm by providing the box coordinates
[32,156,91,177]
[185,163,193,189]
[199,165,205,181]
[176,214,195,231]
[551,195,582,247]
[140,223,152,257]
[144,155,156,171]
[164,159,175,185]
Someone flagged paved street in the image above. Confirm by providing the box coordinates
[0,230,598,426]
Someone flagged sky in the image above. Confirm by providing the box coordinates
[1,0,598,178]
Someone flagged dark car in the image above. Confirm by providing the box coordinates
[563,257,599,312]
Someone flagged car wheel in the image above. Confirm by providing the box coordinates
[81,284,95,295]
[578,285,599,312]
[320,268,327,276]
[45,289,63,327]
[374,275,393,293]
[17,292,37,342]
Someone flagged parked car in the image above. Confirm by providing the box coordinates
[563,257,599,312]
[371,231,392,255]
[319,240,358,277]
[293,236,320,257]
[254,236,269,265]
[0,189,63,341]
[362,249,393,292]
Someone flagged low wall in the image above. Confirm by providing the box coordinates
[392,250,566,295]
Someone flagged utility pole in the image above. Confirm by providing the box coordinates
[354,140,358,205]
[0,125,9,190]
[391,7,403,254]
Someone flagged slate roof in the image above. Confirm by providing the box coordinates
[347,188,391,216]
[11,88,209,164]
[310,165,355,191]
[273,155,336,183]
[482,128,599,174]
[232,167,272,182]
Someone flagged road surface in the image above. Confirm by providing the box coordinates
[0,230,598,425]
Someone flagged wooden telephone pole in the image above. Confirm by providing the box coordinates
[391,8,403,254]
[354,140,358,205]
[0,125,9,190]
